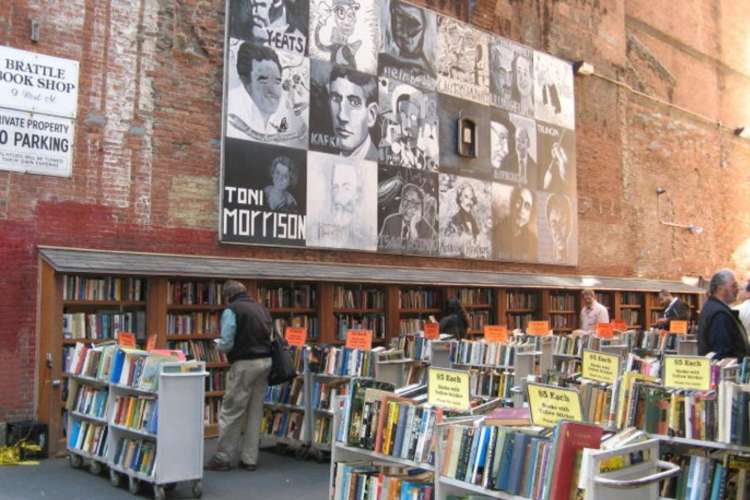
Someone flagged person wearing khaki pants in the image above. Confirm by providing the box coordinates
[206,280,273,471]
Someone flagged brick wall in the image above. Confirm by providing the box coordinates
[0,0,748,422]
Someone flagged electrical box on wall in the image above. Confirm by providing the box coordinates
[457,116,477,158]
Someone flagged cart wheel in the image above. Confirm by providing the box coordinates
[316,451,328,464]
[109,469,122,487]
[153,484,166,500]
[294,446,308,460]
[89,460,103,475]
[192,480,203,499]
[128,476,140,495]
[69,453,83,469]
[164,483,177,491]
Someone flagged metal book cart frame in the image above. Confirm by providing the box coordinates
[67,361,206,500]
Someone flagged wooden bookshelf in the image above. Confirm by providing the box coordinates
[36,259,705,456]
[545,290,579,332]
[396,286,443,336]
[448,287,494,336]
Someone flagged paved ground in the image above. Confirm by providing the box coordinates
[0,441,330,500]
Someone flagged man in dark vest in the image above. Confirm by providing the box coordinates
[698,269,749,360]
[206,280,273,471]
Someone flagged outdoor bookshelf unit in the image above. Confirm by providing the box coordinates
[37,247,704,456]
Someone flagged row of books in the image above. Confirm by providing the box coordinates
[204,399,221,426]
[166,312,219,337]
[273,315,319,341]
[310,346,378,378]
[399,289,440,309]
[259,285,316,309]
[72,385,108,419]
[550,314,576,329]
[456,288,492,306]
[110,349,169,390]
[205,369,226,392]
[168,340,227,364]
[166,280,223,306]
[507,291,538,310]
[467,311,489,331]
[333,464,432,500]
[399,318,427,335]
[620,309,642,327]
[111,396,158,435]
[261,408,305,441]
[621,292,643,305]
[395,335,432,362]
[336,315,386,340]
[551,358,580,377]
[553,335,584,357]
[549,293,576,311]
[579,382,614,426]
[112,437,156,477]
[63,312,146,340]
[265,378,305,407]
[666,452,750,499]
[66,343,117,379]
[450,340,516,367]
[340,380,435,466]
[468,369,515,400]
[441,420,603,499]
[313,415,333,445]
[334,287,384,309]
[63,275,146,302]
[68,420,108,457]
[311,380,348,411]
[632,329,678,352]
[506,313,534,330]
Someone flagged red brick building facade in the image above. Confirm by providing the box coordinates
[1,0,748,423]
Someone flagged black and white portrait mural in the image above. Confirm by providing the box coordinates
[489,39,533,117]
[221,0,578,266]
[436,17,490,105]
[377,77,439,170]
[537,121,576,194]
[229,0,309,54]
[438,174,492,259]
[226,39,310,149]
[379,0,438,91]
[534,52,575,130]
[491,182,537,262]
[538,192,577,266]
[378,165,439,255]
[308,60,380,160]
[309,0,380,74]
[222,138,307,246]
[306,151,378,250]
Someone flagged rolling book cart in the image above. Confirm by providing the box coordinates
[67,350,206,500]
[106,361,206,500]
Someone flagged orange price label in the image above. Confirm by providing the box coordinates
[596,323,614,339]
[285,327,307,347]
[118,332,136,348]
[670,320,688,335]
[423,322,439,340]
[146,334,157,352]
[611,320,628,332]
[527,321,550,336]
[484,325,508,343]
[346,329,373,351]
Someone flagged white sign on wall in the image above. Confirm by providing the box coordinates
[0,107,74,177]
[0,45,80,118]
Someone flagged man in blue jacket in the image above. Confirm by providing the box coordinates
[698,269,749,360]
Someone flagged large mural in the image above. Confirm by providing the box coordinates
[221,0,578,266]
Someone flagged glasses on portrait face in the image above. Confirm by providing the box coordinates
[334,3,360,23]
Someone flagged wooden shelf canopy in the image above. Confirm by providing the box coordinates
[39,246,704,294]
